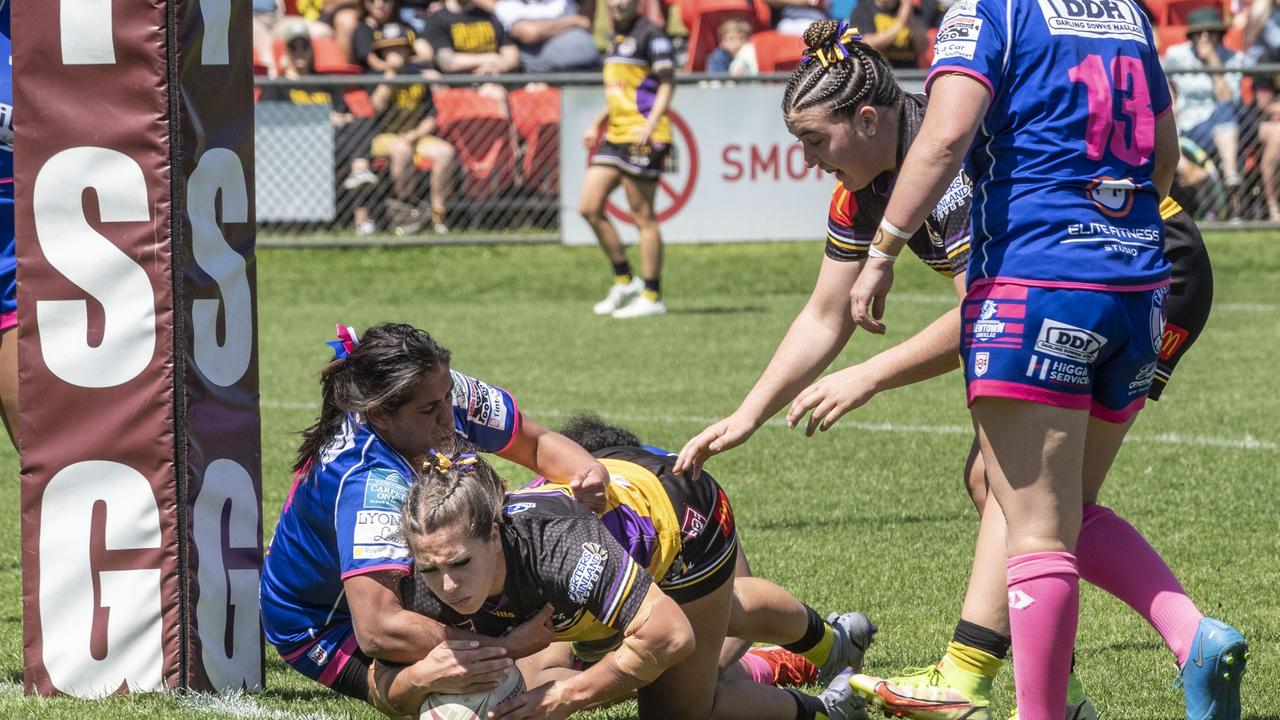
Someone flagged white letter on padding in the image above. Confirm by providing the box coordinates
[61,0,116,65]
[200,0,231,65]
[194,459,263,690]
[40,461,163,697]
[188,149,252,387]
[34,148,156,388]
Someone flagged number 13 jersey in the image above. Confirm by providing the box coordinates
[926,0,1172,289]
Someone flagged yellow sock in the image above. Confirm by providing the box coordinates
[800,623,836,667]
[614,274,633,285]
[944,640,1002,680]
[641,289,660,302]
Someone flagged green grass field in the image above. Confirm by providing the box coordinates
[0,233,1275,719]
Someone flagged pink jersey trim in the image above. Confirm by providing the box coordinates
[927,66,995,98]
[966,282,1030,301]
[496,393,523,456]
[970,276,1171,293]
[1090,396,1147,424]
[968,379,1091,410]
[282,465,308,514]
[317,632,362,686]
[0,311,15,332]
[339,564,411,581]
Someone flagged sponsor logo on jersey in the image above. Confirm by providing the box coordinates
[973,300,1006,340]
[1150,286,1169,353]
[932,171,972,222]
[1035,319,1108,362]
[1087,177,1136,217]
[505,501,536,515]
[681,506,707,540]
[934,39,977,60]
[662,553,689,584]
[1035,0,1146,42]
[354,510,404,545]
[1159,323,1190,361]
[364,469,409,510]
[352,544,411,560]
[568,543,608,604]
[307,644,329,666]
[319,419,357,468]
[937,15,983,42]
[651,37,672,55]
[974,351,989,377]
[452,371,511,431]
[945,0,979,16]
[1026,354,1090,385]
[1129,360,1159,393]
[618,37,637,57]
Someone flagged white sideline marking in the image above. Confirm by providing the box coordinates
[261,401,1277,451]
[176,691,346,720]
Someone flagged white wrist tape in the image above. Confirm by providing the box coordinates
[878,217,914,240]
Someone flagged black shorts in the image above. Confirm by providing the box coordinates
[1152,209,1213,400]
[590,141,670,179]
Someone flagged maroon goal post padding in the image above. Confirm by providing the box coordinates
[15,0,261,696]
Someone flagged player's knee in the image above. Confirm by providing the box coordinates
[580,199,605,223]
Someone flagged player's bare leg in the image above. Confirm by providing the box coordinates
[0,325,17,447]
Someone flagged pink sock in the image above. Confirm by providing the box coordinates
[738,651,774,685]
[1076,503,1204,666]
[1007,551,1079,717]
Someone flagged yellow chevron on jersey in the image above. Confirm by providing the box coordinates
[1159,196,1183,221]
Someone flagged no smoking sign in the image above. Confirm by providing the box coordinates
[598,109,699,224]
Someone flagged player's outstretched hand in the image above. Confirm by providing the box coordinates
[849,257,895,334]
[489,680,574,720]
[674,413,757,478]
[570,462,611,514]
[502,604,556,659]
[787,365,879,436]
[417,641,513,695]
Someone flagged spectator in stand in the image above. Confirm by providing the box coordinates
[401,0,437,34]
[707,18,751,74]
[261,22,380,235]
[319,0,365,62]
[354,0,434,70]
[1163,7,1253,217]
[255,0,286,76]
[490,0,602,72]
[766,0,828,36]
[1246,0,1280,219]
[849,0,940,69]
[368,25,459,233]
[423,0,522,75]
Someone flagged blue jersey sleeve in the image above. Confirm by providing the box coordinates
[451,370,520,453]
[1144,25,1172,118]
[336,466,414,580]
[927,0,1007,98]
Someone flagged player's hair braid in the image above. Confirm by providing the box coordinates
[294,323,452,473]
[782,19,903,119]
[402,451,506,541]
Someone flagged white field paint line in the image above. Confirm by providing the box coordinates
[260,402,1277,451]
[1217,301,1278,312]
[175,691,346,720]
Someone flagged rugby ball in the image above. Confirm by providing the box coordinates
[419,665,526,720]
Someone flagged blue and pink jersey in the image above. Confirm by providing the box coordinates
[928,0,1172,289]
[260,370,520,652]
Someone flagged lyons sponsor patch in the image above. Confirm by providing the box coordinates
[353,510,404,545]
[363,468,409,510]
[567,542,608,604]
[1035,0,1146,42]
[1035,319,1108,363]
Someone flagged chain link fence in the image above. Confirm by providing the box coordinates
[254,67,1280,246]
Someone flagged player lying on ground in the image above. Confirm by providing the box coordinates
[260,323,610,714]
[382,425,876,720]
[677,19,1242,719]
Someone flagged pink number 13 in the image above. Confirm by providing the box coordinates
[1068,54,1155,165]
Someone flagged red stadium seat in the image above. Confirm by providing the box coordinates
[342,88,376,119]
[312,35,363,74]
[433,87,517,198]
[509,86,562,194]
[680,0,766,71]
[1165,0,1217,26]
[750,30,806,72]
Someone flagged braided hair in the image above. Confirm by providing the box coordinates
[294,323,452,473]
[402,451,507,541]
[782,19,903,120]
